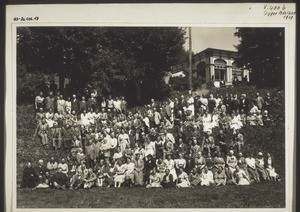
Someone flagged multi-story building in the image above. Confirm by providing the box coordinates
[171,48,250,87]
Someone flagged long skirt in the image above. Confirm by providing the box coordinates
[134,171,144,185]
[114,174,126,184]
[237,178,250,185]
[266,167,278,178]
[177,180,190,188]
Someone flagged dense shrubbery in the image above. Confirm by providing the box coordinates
[169,76,202,91]
[209,86,285,177]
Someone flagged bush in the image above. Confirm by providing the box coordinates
[209,85,285,177]
[169,76,202,91]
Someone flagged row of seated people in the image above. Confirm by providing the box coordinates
[22,149,280,190]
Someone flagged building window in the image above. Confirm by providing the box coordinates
[215,69,226,81]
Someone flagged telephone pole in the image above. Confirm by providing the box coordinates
[188,27,192,91]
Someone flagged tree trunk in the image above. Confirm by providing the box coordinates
[58,72,65,92]
[136,82,141,105]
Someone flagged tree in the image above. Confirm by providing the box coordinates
[17,27,186,105]
[234,28,284,89]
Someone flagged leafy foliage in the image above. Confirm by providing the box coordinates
[17,27,186,105]
[169,76,202,91]
[209,85,285,176]
[234,28,284,89]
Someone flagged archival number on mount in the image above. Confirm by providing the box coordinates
[6,3,295,210]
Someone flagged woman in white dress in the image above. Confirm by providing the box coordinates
[80,110,89,126]
[45,108,55,128]
[65,97,72,114]
[146,170,162,188]
[200,166,214,186]
[226,150,238,176]
[230,112,243,134]
[235,165,250,185]
[163,154,177,181]
[202,112,213,133]
[113,160,126,187]
[57,95,66,115]
[265,153,280,181]
[176,168,191,188]
[187,94,195,116]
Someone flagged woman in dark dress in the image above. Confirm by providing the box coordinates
[22,162,38,188]
[155,136,164,160]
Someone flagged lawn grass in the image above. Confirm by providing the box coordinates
[17,181,285,208]
[16,85,286,208]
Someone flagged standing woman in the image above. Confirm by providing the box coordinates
[155,136,164,160]
[57,95,66,115]
[34,118,49,148]
[65,97,72,114]
[164,154,177,182]
[176,167,191,188]
[133,153,144,186]
[35,91,45,112]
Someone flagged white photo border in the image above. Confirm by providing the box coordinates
[5,3,296,212]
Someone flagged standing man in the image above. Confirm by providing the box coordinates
[71,94,80,114]
[239,94,249,114]
[255,93,264,111]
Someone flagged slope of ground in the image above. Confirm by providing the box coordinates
[16,85,285,208]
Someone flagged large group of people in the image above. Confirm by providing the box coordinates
[22,88,280,190]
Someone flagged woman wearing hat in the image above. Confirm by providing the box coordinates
[226,150,238,177]
[255,152,269,181]
[113,160,126,188]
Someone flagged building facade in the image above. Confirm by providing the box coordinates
[171,48,250,87]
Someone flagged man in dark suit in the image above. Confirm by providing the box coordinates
[239,94,249,114]
[71,94,80,114]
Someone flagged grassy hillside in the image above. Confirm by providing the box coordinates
[16,85,285,208]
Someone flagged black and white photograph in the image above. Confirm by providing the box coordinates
[5,3,296,211]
